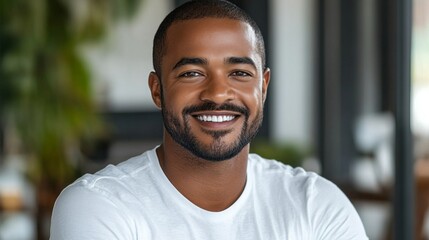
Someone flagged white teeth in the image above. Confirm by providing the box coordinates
[197,115,235,123]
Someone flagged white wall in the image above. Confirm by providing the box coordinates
[83,0,173,111]
[270,0,315,146]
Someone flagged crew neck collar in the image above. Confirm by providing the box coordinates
[148,146,253,221]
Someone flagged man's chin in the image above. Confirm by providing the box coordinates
[191,151,239,162]
[200,129,232,139]
[185,140,247,162]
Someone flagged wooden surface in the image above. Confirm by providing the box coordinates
[415,158,429,240]
[341,158,429,240]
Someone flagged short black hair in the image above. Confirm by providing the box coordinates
[152,0,266,77]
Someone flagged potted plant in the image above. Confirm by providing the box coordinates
[0,0,140,238]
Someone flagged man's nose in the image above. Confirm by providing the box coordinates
[199,74,235,104]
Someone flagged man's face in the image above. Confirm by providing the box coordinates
[150,18,270,161]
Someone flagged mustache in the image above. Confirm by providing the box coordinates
[183,102,249,117]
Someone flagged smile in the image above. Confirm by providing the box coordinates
[196,115,236,123]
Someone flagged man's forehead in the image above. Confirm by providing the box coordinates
[164,18,257,51]
[164,22,259,63]
[167,17,253,36]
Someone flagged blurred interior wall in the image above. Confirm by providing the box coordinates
[317,0,383,183]
[83,0,172,112]
[270,0,315,147]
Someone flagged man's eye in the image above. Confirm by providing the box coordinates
[179,71,202,78]
[231,71,251,77]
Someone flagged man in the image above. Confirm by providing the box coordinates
[51,1,368,239]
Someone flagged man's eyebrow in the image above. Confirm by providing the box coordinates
[173,57,208,70]
[225,57,257,69]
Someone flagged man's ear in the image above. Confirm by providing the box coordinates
[148,71,162,109]
[262,67,271,103]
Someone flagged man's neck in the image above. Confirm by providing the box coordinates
[156,137,249,212]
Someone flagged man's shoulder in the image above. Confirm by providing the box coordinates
[247,153,340,196]
[65,149,156,198]
[247,153,359,214]
[248,153,319,180]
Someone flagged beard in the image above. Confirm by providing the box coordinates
[161,99,263,162]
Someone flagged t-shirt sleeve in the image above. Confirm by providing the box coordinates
[309,177,369,240]
[50,183,135,240]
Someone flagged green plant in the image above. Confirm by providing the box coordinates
[0,0,141,186]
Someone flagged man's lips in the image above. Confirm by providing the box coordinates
[195,114,236,123]
[191,111,240,123]
[183,102,248,126]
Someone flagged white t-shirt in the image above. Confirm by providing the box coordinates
[50,147,368,240]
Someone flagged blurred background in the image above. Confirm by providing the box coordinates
[0,0,427,239]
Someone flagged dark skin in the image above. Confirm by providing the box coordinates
[148,18,270,212]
